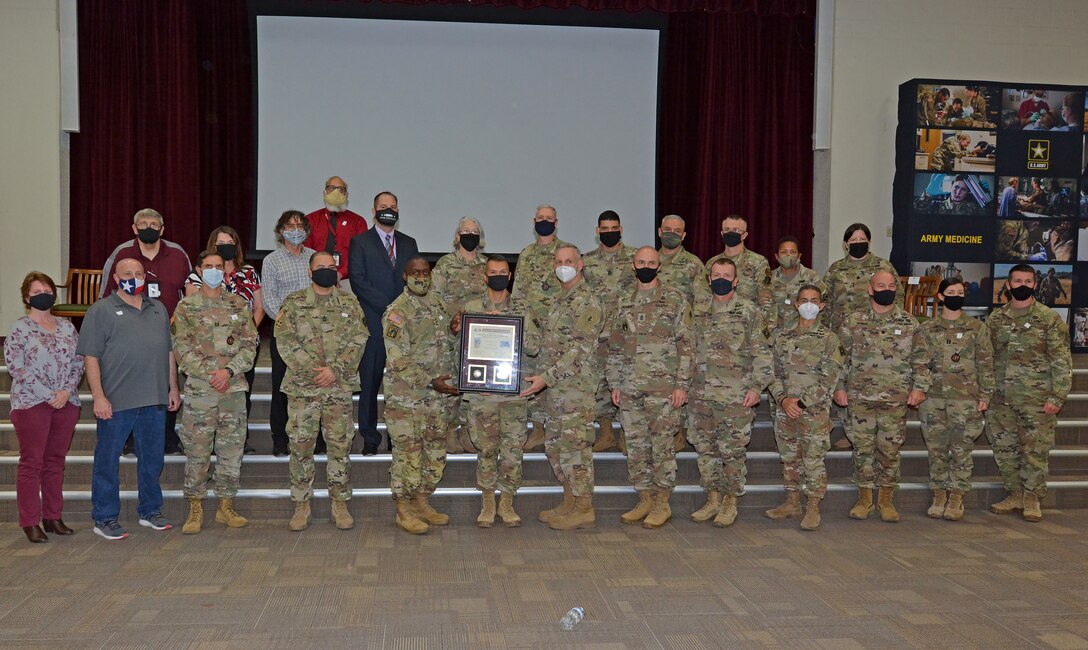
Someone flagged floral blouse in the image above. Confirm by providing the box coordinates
[185,264,261,308]
[4,317,84,410]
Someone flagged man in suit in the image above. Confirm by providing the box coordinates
[348,191,420,455]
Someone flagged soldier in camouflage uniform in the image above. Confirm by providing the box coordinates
[173,251,258,534]
[928,133,975,172]
[702,214,773,322]
[512,204,570,452]
[987,264,1072,522]
[766,285,842,531]
[456,255,540,528]
[275,251,368,532]
[521,245,603,530]
[916,86,950,125]
[768,236,826,334]
[1036,267,1068,306]
[964,86,991,127]
[688,259,772,527]
[433,217,489,454]
[608,247,694,529]
[918,278,994,521]
[833,270,930,523]
[582,210,636,453]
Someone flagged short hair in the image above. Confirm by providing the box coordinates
[325,175,346,189]
[309,250,335,268]
[453,217,485,250]
[1008,263,1035,279]
[843,223,871,242]
[661,214,685,227]
[937,87,951,98]
[536,203,558,218]
[274,209,308,244]
[951,98,963,107]
[777,236,801,251]
[373,191,398,208]
[598,210,620,224]
[556,244,581,259]
[205,225,245,267]
[133,208,163,226]
[486,254,510,271]
[965,85,979,92]
[401,255,428,271]
[197,250,224,266]
[796,283,823,301]
[937,277,964,294]
[722,213,748,228]
[20,271,56,307]
[709,258,737,275]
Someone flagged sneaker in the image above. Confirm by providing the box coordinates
[138,513,173,530]
[93,520,129,540]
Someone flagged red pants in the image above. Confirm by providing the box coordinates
[11,402,79,527]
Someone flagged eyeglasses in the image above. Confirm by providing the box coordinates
[325,185,346,193]
[723,227,746,234]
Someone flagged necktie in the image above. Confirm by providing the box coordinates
[385,233,395,264]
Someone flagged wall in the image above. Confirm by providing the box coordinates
[0,0,63,336]
[827,0,1088,266]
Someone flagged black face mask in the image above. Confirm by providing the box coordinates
[137,227,161,244]
[941,295,965,311]
[27,293,56,311]
[722,232,743,248]
[1009,285,1034,301]
[848,242,869,259]
[599,231,622,248]
[216,243,237,261]
[535,220,556,237]
[312,268,338,288]
[375,209,399,227]
[459,233,480,252]
[634,267,658,283]
[487,275,510,292]
[872,289,897,306]
[710,278,734,296]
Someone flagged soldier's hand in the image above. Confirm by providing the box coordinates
[742,390,760,408]
[450,312,463,335]
[833,390,848,407]
[611,389,621,407]
[670,389,688,409]
[314,367,337,388]
[907,389,926,407]
[1043,402,1061,415]
[168,388,181,412]
[977,400,989,412]
[782,397,803,419]
[93,395,113,420]
[432,374,459,395]
[209,369,231,393]
[519,375,547,397]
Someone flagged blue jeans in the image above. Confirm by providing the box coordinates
[92,405,166,523]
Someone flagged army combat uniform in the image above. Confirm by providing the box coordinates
[987,302,1071,520]
[657,245,705,305]
[582,244,636,440]
[929,136,967,171]
[702,248,773,323]
[822,252,903,334]
[768,265,826,334]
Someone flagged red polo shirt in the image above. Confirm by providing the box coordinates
[101,239,192,316]
[304,207,369,278]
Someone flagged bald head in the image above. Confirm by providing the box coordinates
[116,258,144,276]
[633,246,660,269]
[870,270,897,288]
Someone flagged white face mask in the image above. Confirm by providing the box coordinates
[797,302,821,321]
[555,266,577,283]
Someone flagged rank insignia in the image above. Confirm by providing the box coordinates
[226,336,235,345]
[951,353,960,362]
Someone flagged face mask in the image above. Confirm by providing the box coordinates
[848,242,869,259]
[27,293,56,311]
[722,232,743,248]
[660,232,682,250]
[407,276,432,296]
[797,302,821,321]
[201,268,225,289]
[376,208,399,227]
[1009,285,1034,301]
[872,289,896,306]
[941,295,965,311]
[634,267,658,284]
[325,190,348,208]
[778,254,797,269]
[120,277,145,296]
[555,265,577,283]
[311,268,338,288]
[710,278,733,296]
[137,227,161,244]
[215,243,237,261]
[459,233,480,252]
[283,229,307,246]
[487,275,510,292]
[1032,95,1042,103]
[599,231,622,248]
[535,220,556,237]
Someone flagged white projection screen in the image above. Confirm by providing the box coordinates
[254,15,660,254]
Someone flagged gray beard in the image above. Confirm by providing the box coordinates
[325,202,347,212]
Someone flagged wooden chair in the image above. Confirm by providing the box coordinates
[52,269,102,318]
[902,275,941,318]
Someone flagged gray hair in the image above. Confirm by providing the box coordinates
[661,214,685,228]
[536,203,558,218]
[556,243,582,259]
[452,217,485,251]
[133,208,163,225]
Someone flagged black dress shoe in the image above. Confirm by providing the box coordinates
[122,442,136,458]
[315,438,327,455]
[272,447,289,458]
[164,444,182,455]
[243,444,256,455]
[23,525,48,543]
[43,519,75,535]
[362,444,377,456]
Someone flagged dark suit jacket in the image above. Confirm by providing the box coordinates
[348,227,419,335]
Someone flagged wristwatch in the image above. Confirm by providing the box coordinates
[226,368,235,378]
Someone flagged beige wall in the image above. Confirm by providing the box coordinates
[0,0,62,336]
[828,0,1088,265]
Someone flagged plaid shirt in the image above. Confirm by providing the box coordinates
[262,246,315,319]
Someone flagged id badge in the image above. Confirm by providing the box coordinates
[146,280,161,298]
[332,252,342,267]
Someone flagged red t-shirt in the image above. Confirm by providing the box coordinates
[102,239,192,316]
[304,208,368,278]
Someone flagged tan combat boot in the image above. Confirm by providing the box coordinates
[445,427,464,454]
[944,490,965,521]
[593,421,617,452]
[523,421,546,451]
[674,431,687,452]
[990,490,1023,514]
[713,494,739,527]
[876,486,900,523]
[498,492,521,527]
[538,483,574,524]
[395,497,429,535]
[642,489,672,529]
[833,436,853,450]
[182,497,203,535]
[800,496,822,531]
[549,495,595,530]
[849,487,874,520]
[927,489,948,519]
[331,500,354,530]
[413,494,450,526]
[617,430,627,456]
[1022,492,1043,522]
[690,490,722,523]
[765,491,802,520]
[289,501,311,531]
[459,428,477,454]
[477,490,496,528]
[215,497,249,528]
[620,490,655,525]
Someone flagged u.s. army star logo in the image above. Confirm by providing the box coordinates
[1027,139,1049,170]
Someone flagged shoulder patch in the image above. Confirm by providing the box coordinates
[387,311,404,326]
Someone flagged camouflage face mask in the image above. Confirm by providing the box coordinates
[407,276,431,296]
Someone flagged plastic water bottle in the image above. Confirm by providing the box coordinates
[560,607,585,630]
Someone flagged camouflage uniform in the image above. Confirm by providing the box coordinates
[987,302,1072,498]
[607,284,694,490]
[461,292,540,494]
[512,238,569,426]
[917,88,940,125]
[918,317,995,492]
[966,93,989,127]
[768,265,826,334]
[688,295,773,496]
[998,220,1030,259]
[536,279,603,497]
[172,291,258,499]
[432,250,489,441]
[838,305,931,488]
[822,253,903,334]
[1037,273,1068,306]
[275,287,368,503]
[582,244,636,422]
[929,136,967,171]
[657,246,705,305]
[702,248,773,322]
[383,287,455,500]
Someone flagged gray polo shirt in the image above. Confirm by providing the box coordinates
[75,292,172,412]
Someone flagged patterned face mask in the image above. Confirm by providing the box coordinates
[407,276,432,296]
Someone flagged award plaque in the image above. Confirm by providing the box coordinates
[458,313,525,395]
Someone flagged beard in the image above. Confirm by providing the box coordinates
[324,191,348,211]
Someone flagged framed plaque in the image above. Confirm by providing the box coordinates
[458,313,525,395]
